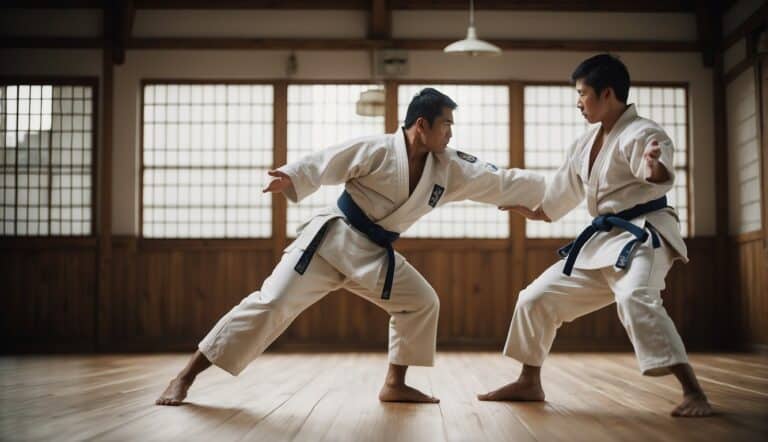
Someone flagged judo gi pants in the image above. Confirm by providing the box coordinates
[503,244,688,376]
[198,247,440,376]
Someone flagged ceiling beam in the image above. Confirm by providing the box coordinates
[104,0,135,65]
[695,2,716,67]
[0,0,699,12]
[101,0,695,12]
[369,0,390,40]
[121,37,699,52]
[0,36,700,52]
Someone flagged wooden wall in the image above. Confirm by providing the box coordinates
[0,236,722,353]
[732,232,768,351]
[0,239,97,353]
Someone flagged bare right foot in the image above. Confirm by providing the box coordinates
[671,392,713,417]
[379,384,440,403]
[477,381,545,402]
[155,377,193,406]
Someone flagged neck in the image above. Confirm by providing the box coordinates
[404,128,430,161]
[601,103,630,134]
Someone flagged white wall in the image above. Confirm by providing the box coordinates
[0,8,718,237]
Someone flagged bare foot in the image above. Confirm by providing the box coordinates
[671,393,713,417]
[155,377,193,406]
[379,384,440,403]
[477,381,545,402]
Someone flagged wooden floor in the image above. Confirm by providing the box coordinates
[0,352,766,441]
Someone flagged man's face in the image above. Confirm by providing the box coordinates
[417,107,453,152]
[575,79,608,124]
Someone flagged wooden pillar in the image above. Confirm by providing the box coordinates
[272,81,288,264]
[508,82,526,318]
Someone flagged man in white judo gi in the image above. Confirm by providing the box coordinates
[157,88,546,406]
[478,54,713,417]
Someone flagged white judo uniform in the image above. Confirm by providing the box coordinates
[200,128,546,375]
[504,104,690,376]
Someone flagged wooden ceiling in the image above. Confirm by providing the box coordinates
[1,0,736,14]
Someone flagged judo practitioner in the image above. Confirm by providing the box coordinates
[157,88,546,406]
[478,54,713,417]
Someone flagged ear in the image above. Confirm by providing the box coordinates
[416,116,429,132]
[602,87,614,101]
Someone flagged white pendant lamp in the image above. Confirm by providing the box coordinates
[444,0,501,56]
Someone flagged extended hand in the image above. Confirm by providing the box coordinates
[499,205,551,222]
[262,170,293,193]
[643,141,669,183]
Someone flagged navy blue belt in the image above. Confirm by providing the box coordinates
[558,196,667,276]
[294,191,400,300]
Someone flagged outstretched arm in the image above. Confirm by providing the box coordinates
[275,137,378,203]
[442,151,546,210]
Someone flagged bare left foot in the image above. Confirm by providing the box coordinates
[671,393,713,417]
[379,384,440,403]
[155,377,193,406]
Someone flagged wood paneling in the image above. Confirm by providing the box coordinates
[732,231,768,350]
[0,245,97,353]
[0,236,725,353]
[106,238,275,351]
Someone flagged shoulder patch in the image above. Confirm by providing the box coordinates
[457,150,477,163]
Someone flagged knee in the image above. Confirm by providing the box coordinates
[242,290,292,316]
[516,287,546,313]
[415,288,440,315]
[426,288,440,313]
[615,288,660,309]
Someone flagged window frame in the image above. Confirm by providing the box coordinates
[0,76,99,238]
[136,78,694,243]
[138,78,278,240]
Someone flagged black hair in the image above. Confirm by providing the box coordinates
[571,53,630,103]
[404,87,457,129]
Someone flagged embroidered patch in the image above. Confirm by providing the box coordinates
[457,150,477,163]
[484,162,498,172]
[428,184,445,207]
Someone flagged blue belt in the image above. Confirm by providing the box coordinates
[558,196,667,276]
[294,191,400,300]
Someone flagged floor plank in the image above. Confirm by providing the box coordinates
[0,352,766,441]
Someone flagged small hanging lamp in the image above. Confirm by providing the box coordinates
[444,0,501,56]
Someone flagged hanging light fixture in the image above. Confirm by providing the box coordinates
[444,0,501,56]
[355,87,385,117]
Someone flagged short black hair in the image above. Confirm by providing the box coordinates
[404,87,457,129]
[571,53,630,103]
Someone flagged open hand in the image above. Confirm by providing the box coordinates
[499,205,551,222]
[262,170,293,193]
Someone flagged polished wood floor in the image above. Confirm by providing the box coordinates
[0,352,766,441]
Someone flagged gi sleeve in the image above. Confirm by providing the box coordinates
[624,126,675,187]
[277,137,377,203]
[540,139,586,222]
[443,150,546,209]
